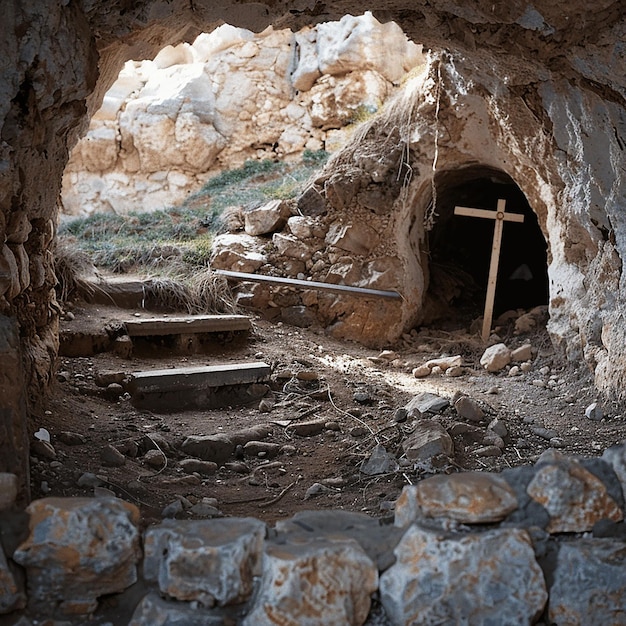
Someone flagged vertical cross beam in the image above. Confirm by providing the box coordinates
[454,199,525,342]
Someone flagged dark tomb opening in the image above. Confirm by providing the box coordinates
[425,166,549,322]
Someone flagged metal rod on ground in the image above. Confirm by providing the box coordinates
[214,269,402,299]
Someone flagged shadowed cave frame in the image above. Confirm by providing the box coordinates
[424,165,549,324]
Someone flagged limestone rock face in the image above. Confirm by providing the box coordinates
[61,13,424,217]
[379,525,548,625]
[12,497,140,614]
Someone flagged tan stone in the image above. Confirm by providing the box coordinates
[511,343,533,362]
[415,472,518,523]
[244,199,289,236]
[325,220,380,256]
[480,343,512,372]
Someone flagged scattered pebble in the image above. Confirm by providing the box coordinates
[531,426,558,440]
[585,402,604,421]
[161,499,183,518]
[474,445,502,457]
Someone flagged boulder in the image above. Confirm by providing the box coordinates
[13,497,140,614]
[527,449,623,533]
[401,420,453,461]
[244,200,289,236]
[144,518,266,607]
[379,525,547,624]
[414,472,518,523]
[243,536,378,626]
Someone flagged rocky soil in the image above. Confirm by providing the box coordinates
[30,302,626,528]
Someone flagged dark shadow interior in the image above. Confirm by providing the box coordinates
[426,166,548,321]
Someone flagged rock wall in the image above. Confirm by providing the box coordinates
[2,443,626,622]
[62,14,423,217]
[212,32,626,400]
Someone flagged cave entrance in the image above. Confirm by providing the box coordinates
[425,166,548,326]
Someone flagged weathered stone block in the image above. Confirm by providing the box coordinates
[13,497,140,615]
[415,472,518,523]
[210,234,267,273]
[325,220,380,256]
[379,525,547,624]
[272,232,312,261]
[144,518,266,607]
[243,536,378,626]
[527,449,623,533]
[549,538,626,624]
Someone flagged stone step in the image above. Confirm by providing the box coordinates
[127,362,271,411]
[123,314,251,336]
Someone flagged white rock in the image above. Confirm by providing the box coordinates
[316,12,423,83]
[480,343,512,372]
[511,343,533,362]
[210,233,267,273]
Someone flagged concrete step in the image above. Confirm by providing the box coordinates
[127,362,271,411]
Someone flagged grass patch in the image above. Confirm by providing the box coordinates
[60,151,329,277]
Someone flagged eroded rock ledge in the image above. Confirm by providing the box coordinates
[1,444,626,624]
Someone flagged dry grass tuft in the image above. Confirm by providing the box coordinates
[139,270,238,315]
[189,269,238,314]
[142,277,196,313]
[54,238,98,302]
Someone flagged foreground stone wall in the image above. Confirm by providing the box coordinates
[2,444,626,623]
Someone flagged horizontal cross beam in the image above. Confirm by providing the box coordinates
[454,206,525,223]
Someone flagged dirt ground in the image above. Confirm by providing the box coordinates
[30,301,626,529]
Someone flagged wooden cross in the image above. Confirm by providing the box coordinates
[454,199,525,342]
